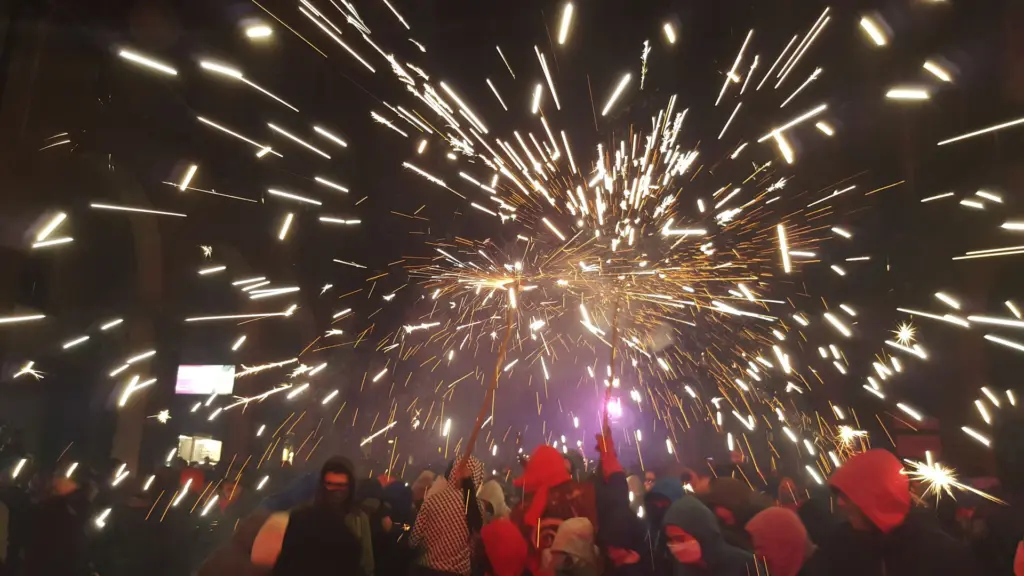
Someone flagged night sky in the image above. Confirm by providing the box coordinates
[1,0,1024,481]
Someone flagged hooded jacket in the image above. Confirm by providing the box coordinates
[519,446,573,527]
[482,518,529,576]
[647,479,685,518]
[479,479,511,521]
[257,456,374,576]
[410,456,486,576]
[745,507,811,576]
[551,517,599,566]
[811,449,977,576]
[663,496,753,576]
[512,445,598,575]
[829,450,909,535]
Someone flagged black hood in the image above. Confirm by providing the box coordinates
[315,456,356,509]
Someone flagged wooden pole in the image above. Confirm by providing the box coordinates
[601,296,621,451]
[455,287,517,477]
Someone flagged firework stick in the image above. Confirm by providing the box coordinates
[600,296,621,452]
[455,287,517,478]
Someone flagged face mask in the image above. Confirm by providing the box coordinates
[324,490,348,506]
[667,539,702,564]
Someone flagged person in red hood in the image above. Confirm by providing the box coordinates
[745,507,813,576]
[481,519,530,576]
[807,449,977,576]
[510,445,597,575]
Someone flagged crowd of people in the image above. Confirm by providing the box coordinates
[0,416,1021,575]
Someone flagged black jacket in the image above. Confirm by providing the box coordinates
[808,510,978,576]
[273,456,371,576]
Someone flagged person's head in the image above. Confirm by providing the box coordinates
[478,479,510,520]
[828,449,910,534]
[317,456,355,513]
[644,470,657,492]
[448,455,485,489]
[745,507,811,576]
[701,476,772,530]
[663,496,753,571]
[679,467,712,495]
[519,445,572,527]
[549,517,598,570]
[644,478,686,529]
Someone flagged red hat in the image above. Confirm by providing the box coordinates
[829,449,910,534]
[482,519,529,576]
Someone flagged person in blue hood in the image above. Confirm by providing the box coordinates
[662,496,752,576]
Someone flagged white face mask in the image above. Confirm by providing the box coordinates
[668,539,702,564]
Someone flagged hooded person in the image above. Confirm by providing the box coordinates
[510,445,598,575]
[481,519,530,576]
[745,507,813,576]
[697,476,771,549]
[478,479,511,522]
[251,456,374,576]
[410,455,486,576]
[810,449,977,576]
[643,478,687,575]
[662,496,753,576]
[549,517,600,576]
[645,479,685,532]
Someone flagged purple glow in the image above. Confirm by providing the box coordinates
[607,397,623,419]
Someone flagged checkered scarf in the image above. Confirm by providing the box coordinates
[410,457,486,576]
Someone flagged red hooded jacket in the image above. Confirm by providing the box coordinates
[829,449,910,534]
[511,445,597,576]
[482,519,529,576]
